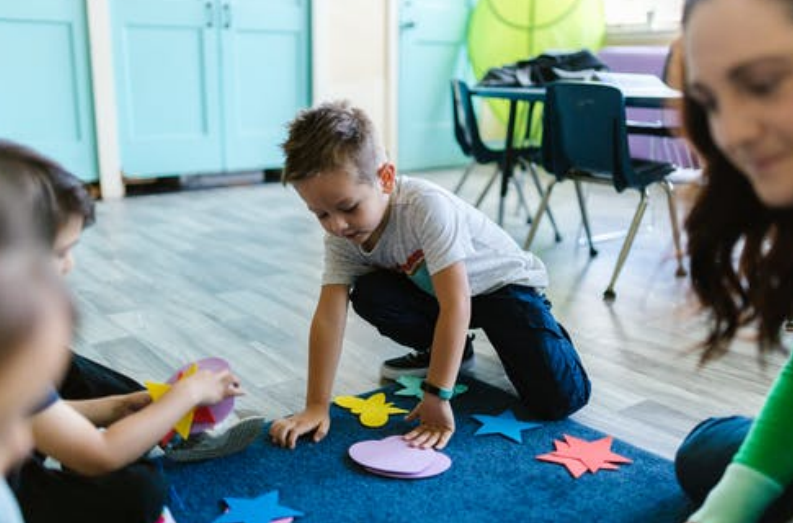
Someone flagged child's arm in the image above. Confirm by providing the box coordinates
[66,391,152,427]
[31,368,241,476]
[269,284,350,449]
[404,262,470,450]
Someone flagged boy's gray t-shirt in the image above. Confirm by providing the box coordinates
[322,176,548,296]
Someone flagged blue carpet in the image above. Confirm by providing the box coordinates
[162,378,693,523]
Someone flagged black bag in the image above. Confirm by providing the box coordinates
[479,49,609,87]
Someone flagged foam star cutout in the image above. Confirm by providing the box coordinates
[536,439,617,478]
[471,409,543,443]
[394,376,469,399]
[554,435,632,472]
[536,434,632,478]
[333,392,408,427]
[145,363,200,439]
[212,490,303,523]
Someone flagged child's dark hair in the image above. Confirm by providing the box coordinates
[0,140,95,245]
[281,100,386,185]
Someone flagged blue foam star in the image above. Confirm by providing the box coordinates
[471,409,543,444]
[212,490,304,523]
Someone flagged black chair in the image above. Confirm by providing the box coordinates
[523,81,685,300]
[450,79,560,240]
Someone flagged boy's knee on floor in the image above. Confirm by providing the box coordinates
[511,338,591,420]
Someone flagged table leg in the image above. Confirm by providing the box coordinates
[498,99,518,226]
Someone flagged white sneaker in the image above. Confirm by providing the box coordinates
[164,416,265,463]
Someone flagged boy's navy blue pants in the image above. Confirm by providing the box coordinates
[350,271,591,420]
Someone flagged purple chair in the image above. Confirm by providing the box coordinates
[597,46,698,169]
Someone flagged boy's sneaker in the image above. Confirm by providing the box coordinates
[380,335,475,380]
[164,415,265,463]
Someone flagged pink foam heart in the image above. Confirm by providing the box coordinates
[365,451,452,479]
[349,435,441,474]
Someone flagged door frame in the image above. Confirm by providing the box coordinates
[385,0,399,164]
[86,0,124,198]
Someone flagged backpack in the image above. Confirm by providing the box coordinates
[479,50,609,87]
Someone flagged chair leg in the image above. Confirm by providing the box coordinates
[510,174,533,220]
[453,161,477,195]
[523,180,557,250]
[474,166,500,209]
[661,179,687,277]
[604,188,650,301]
[527,163,562,242]
[574,181,597,257]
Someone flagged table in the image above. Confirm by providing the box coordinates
[468,84,681,225]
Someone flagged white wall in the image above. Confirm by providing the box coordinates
[311,0,396,156]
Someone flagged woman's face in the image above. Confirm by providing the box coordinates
[685,0,793,208]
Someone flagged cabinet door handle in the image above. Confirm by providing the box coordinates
[204,1,214,28]
[222,3,232,29]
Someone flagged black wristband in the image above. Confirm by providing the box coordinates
[420,380,454,400]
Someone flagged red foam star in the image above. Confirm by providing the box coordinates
[536,434,632,478]
[193,406,216,424]
[536,450,589,478]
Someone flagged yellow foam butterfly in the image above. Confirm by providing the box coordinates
[333,392,408,428]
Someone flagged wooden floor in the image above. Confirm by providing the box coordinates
[70,167,789,460]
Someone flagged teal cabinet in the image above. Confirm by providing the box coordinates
[398,0,471,172]
[111,0,310,178]
[222,0,310,171]
[0,0,98,182]
[110,0,222,176]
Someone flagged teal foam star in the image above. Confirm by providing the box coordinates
[213,490,303,523]
[472,409,543,444]
[394,376,469,399]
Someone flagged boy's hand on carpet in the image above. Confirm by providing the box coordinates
[269,405,331,449]
[403,397,455,450]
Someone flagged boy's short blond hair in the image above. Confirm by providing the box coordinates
[281,100,386,185]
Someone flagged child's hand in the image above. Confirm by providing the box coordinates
[176,368,243,406]
[269,404,330,450]
[403,395,455,449]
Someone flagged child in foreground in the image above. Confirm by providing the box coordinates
[1,141,244,523]
[0,181,73,523]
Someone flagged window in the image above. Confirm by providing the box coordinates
[604,0,684,32]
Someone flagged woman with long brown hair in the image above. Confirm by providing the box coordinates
[674,0,793,521]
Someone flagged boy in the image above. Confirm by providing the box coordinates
[269,101,591,450]
[0,140,263,461]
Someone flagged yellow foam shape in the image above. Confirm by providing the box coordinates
[334,392,408,428]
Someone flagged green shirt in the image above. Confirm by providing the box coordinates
[691,354,793,522]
